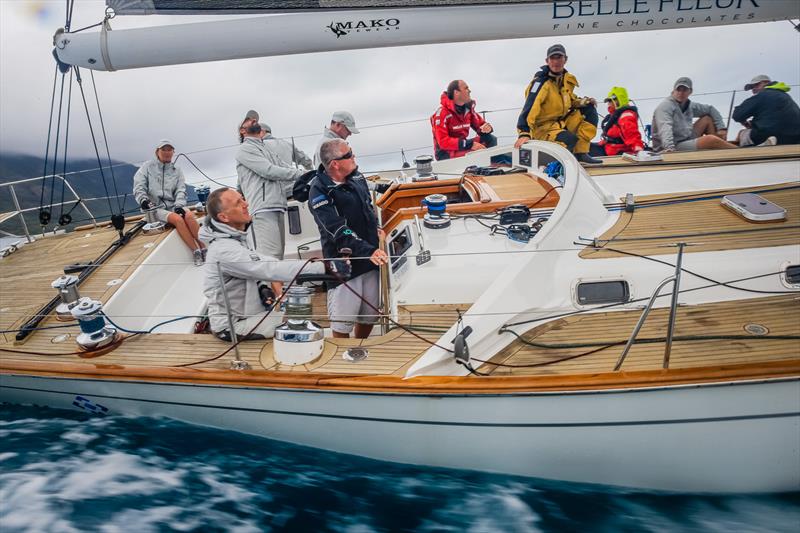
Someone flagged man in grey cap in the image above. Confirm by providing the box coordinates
[238,109,260,143]
[313,111,359,167]
[259,122,313,170]
[651,77,737,152]
[732,75,798,146]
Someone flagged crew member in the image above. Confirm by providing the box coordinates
[431,79,497,160]
[260,123,313,170]
[133,139,204,265]
[514,44,600,165]
[732,75,797,146]
[308,139,389,339]
[313,111,359,168]
[590,86,645,157]
[200,187,326,340]
[651,77,738,152]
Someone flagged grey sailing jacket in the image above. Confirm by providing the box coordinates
[651,96,725,151]
[313,127,343,168]
[199,218,324,333]
[132,159,187,209]
[263,134,313,170]
[236,137,304,214]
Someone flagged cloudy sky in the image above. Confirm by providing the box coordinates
[1,0,798,190]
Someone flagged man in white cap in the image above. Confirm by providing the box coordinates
[651,77,738,152]
[732,75,798,146]
[313,111,359,168]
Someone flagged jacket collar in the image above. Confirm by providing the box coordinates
[439,92,475,115]
[199,218,248,245]
[242,136,263,147]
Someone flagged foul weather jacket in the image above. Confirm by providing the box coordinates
[651,96,724,151]
[732,82,800,145]
[236,137,304,215]
[516,66,582,141]
[430,93,490,159]
[313,127,343,168]
[133,159,187,210]
[598,106,645,156]
[307,168,379,287]
[199,218,324,334]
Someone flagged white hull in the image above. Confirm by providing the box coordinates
[2,373,798,493]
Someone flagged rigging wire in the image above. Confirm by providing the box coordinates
[38,64,59,224]
[58,68,74,223]
[89,70,124,212]
[47,70,69,216]
[173,153,232,188]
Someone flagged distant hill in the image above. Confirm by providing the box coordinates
[0,152,195,236]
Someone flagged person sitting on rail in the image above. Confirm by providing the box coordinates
[199,187,327,340]
[651,77,738,153]
[732,75,797,147]
[308,139,389,339]
[589,86,645,157]
[514,44,600,165]
[430,79,497,160]
[133,139,205,266]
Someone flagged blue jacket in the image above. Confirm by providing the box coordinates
[732,82,800,144]
[308,168,379,286]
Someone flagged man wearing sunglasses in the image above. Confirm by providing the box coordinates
[308,139,389,339]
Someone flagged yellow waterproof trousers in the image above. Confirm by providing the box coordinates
[532,109,597,154]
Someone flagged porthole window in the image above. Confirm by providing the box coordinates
[785,265,800,286]
[576,281,630,305]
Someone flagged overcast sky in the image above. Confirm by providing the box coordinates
[1,0,798,189]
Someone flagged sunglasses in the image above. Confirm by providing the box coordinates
[333,150,354,161]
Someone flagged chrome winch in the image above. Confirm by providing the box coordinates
[70,297,118,351]
[421,193,451,229]
[142,206,167,235]
[51,274,81,320]
[273,286,324,365]
[410,155,437,182]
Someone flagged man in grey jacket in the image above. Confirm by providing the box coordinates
[236,122,305,260]
[200,187,325,340]
[313,111,359,168]
[260,123,313,170]
[651,77,737,152]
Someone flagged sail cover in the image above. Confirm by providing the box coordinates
[107,0,547,16]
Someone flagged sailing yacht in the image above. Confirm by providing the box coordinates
[1,1,799,493]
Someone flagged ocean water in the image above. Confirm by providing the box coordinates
[1,404,798,533]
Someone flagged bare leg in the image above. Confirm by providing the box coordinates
[693,115,717,137]
[183,210,203,248]
[696,135,738,150]
[332,330,350,338]
[354,323,374,339]
[167,212,200,251]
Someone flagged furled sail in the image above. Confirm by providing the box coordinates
[57,0,798,71]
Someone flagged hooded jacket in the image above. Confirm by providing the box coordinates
[236,137,304,215]
[307,168,379,287]
[132,159,187,210]
[313,127,343,168]
[430,93,489,159]
[516,66,583,140]
[651,96,725,151]
[598,106,645,156]
[199,218,324,333]
[263,134,313,170]
[732,82,800,144]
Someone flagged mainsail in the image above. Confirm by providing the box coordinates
[56,1,798,71]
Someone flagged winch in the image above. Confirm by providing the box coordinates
[195,186,211,213]
[421,193,451,229]
[273,286,324,365]
[51,274,81,320]
[70,297,118,351]
[142,206,167,235]
[410,155,437,182]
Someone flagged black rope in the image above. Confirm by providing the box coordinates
[174,153,230,187]
[38,64,59,220]
[58,69,74,221]
[89,70,123,212]
[47,71,69,216]
[74,67,115,215]
[65,0,75,31]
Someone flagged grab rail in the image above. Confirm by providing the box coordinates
[614,243,687,371]
[0,175,98,235]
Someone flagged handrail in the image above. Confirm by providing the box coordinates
[614,243,687,371]
[0,174,98,230]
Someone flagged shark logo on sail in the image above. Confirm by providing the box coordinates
[327,18,401,38]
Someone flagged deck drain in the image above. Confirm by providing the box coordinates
[343,347,368,362]
[51,333,71,343]
[143,243,155,248]
[743,323,769,336]
[107,278,123,286]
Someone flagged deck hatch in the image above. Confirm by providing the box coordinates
[786,265,800,286]
[576,280,630,305]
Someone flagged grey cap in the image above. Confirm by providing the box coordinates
[258,122,271,134]
[331,110,359,134]
[673,77,693,90]
[155,139,174,150]
[547,43,566,57]
[744,74,771,91]
[239,109,259,129]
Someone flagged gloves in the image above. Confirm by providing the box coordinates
[140,199,153,210]
[324,258,352,280]
[174,206,186,217]
[258,284,277,311]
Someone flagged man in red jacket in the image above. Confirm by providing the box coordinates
[431,80,497,160]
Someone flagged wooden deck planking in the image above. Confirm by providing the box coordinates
[580,185,800,259]
[484,295,800,376]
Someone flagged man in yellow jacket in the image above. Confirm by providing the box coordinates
[515,44,601,164]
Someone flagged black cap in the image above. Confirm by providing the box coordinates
[547,44,566,57]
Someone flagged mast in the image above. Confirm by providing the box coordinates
[56,1,798,71]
